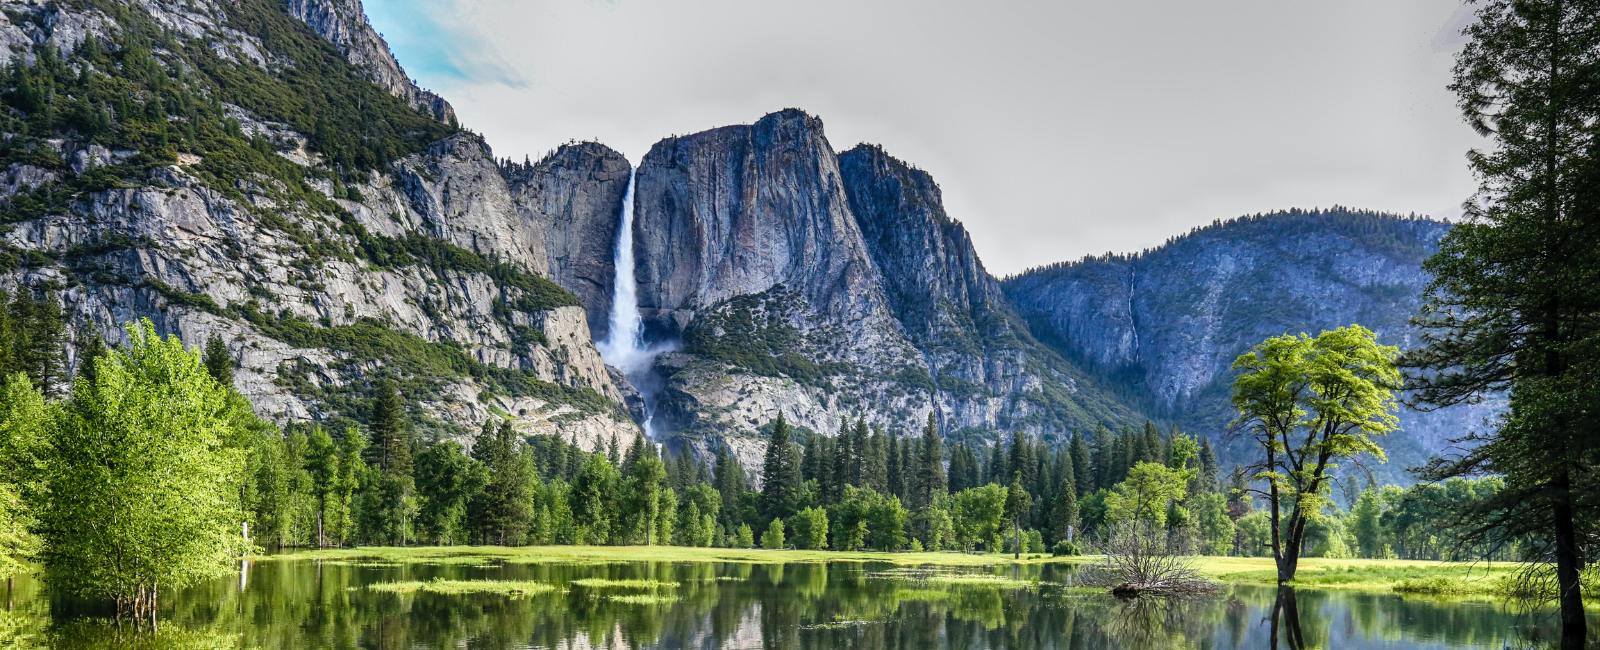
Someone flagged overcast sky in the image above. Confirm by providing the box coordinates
[362,0,1483,276]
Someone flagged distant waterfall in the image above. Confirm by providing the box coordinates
[597,168,672,438]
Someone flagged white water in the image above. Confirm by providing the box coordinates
[596,168,673,438]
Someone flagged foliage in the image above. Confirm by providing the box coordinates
[41,320,250,620]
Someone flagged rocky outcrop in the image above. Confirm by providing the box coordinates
[286,0,456,122]
[1003,209,1494,478]
[624,111,1140,450]
[0,0,641,450]
[505,143,633,341]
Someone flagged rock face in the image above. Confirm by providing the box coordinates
[0,0,640,452]
[1002,209,1495,479]
[626,110,1139,454]
[505,143,633,341]
[286,0,456,122]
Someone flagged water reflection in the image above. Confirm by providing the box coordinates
[0,556,1591,649]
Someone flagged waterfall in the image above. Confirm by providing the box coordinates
[597,168,672,438]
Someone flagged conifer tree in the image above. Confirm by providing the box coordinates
[830,417,852,500]
[760,413,801,524]
[1047,470,1078,544]
[607,434,620,466]
[865,425,888,493]
[1008,432,1037,494]
[986,440,1005,486]
[912,413,946,509]
[368,380,411,477]
[850,418,869,487]
[75,328,107,386]
[886,432,903,497]
[948,443,972,493]
[1197,436,1220,494]
[472,419,532,545]
[202,333,233,388]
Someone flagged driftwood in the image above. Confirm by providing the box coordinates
[1082,523,1219,599]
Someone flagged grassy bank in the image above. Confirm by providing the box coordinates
[257,545,1079,567]
[1191,556,1514,593]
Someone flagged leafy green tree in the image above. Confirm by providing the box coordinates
[1232,326,1399,582]
[949,485,1006,553]
[1106,462,1189,527]
[0,373,48,578]
[625,451,668,545]
[1351,487,1383,558]
[42,320,250,622]
[1193,492,1234,555]
[735,523,754,549]
[761,518,785,549]
[760,413,802,524]
[789,506,829,550]
[202,333,233,387]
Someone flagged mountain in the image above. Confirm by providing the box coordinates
[1002,209,1499,481]
[623,110,1139,468]
[0,0,641,448]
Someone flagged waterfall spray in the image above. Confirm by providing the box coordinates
[597,168,673,438]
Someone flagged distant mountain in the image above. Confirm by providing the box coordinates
[1002,209,1499,482]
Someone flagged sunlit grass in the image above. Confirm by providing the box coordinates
[868,567,1038,589]
[1189,556,1513,592]
[364,579,563,597]
[605,594,680,605]
[894,589,952,601]
[571,578,679,589]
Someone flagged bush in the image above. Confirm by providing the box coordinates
[1052,539,1080,557]
[761,519,785,549]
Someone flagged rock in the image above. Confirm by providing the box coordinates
[285,0,456,122]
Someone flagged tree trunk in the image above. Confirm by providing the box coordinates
[1013,519,1021,559]
[1552,470,1588,649]
[1269,479,1287,583]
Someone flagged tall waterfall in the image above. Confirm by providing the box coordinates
[597,168,671,438]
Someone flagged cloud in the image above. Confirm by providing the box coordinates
[364,0,531,89]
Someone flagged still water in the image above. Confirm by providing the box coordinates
[0,555,1587,649]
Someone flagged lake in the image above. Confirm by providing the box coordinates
[0,555,1585,649]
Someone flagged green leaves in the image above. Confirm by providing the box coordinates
[42,319,250,612]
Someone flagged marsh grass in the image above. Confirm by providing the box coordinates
[605,594,680,605]
[364,579,563,597]
[867,567,1037,589]
[571,579,679,589]
[894,589,952,601]
[1193,557,1511,592]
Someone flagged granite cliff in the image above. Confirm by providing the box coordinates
[1002,209,1495,479]
[0,0,642,449]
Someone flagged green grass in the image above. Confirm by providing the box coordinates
[1190,556,1513,593]
[604,594,681,605]
[261,545,1081,567]
[570,578,678,589]
[365,579,563,597]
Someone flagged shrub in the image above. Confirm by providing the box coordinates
[1052,539,1080,557]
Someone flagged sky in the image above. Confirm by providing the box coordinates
[362,0,1484,276]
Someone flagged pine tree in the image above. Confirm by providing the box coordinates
[886,432,904,497]
[76,328,107,386]
[472,419,531,545]
[948,444,972,493]
[368,380,411,477]
[713,446,745,533]
[830,417,852,500]
[1047,471,1078,544]
[1141,421,1162,465]
[986,440,1005,486]
[13,291,64,396]
[760,413,801,523]
[607,434,620,466]
[673,447,694,493]
[850,418,869,488]
[202,333,233,388]
[1197,436,1220,494]
[1090,424,1112,490]
[1008,432,1037,495]
[865,426,888,493]
[912,413,946,509]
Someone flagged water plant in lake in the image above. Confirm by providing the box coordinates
[570,578,679,589]
[365,579,563,596]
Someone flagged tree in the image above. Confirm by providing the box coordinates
[41,320,250,624]
[1004,472,1032,559]
[626,451,668,545]
[1105,462,1188,528]
[11,290,65,397]
[570,454,618,545]
[471,419,532,545]
[1231,326,1399,583]
[761,518,785,549]
[789,506,829,550]
[911,413,945,509]
[735,523,755,549]
[202,333,234,387]
[0,373,48,579]
[950,484,1006,554]
[760,413,802,524]
[75,328,107,386]
[1047,472,1078,545]
[1401,1,1600,640]
[415,441,478,545]
[1351,487,1383,559]
[368,380,411,476]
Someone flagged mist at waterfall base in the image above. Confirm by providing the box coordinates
[596,168,677,440]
